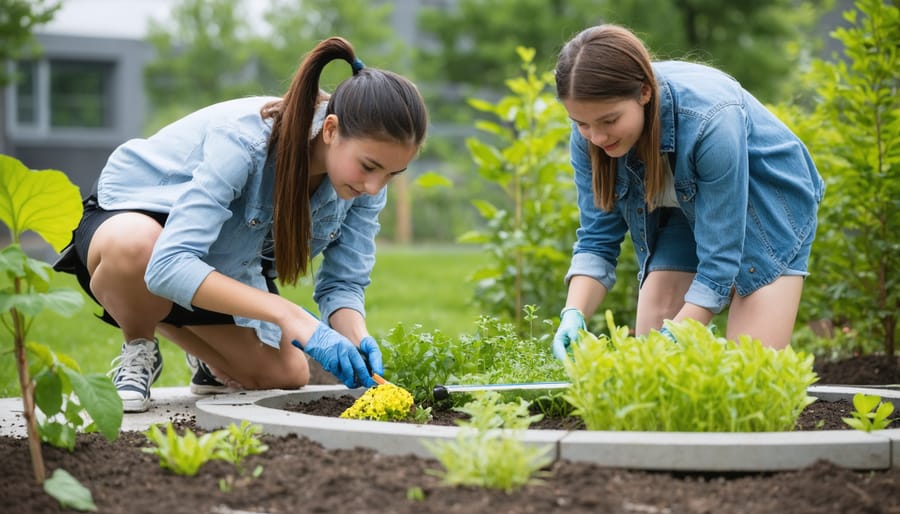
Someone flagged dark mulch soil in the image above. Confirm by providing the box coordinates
[2,355,899,514]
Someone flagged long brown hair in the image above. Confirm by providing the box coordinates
[261,37,427,285]
[555,24,662,212]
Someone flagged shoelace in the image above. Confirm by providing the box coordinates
[109,343,157,390]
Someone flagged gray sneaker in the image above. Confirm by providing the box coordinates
[109,338,163,413]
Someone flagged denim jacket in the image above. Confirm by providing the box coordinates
[97,96,386,347]
[566,61,825,313]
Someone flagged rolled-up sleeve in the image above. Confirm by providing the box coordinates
[565,129,627,291]
[683,104,748,313]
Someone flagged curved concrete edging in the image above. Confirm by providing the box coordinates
[195,385,900,472]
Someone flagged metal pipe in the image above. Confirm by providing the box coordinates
[432,381,570,401]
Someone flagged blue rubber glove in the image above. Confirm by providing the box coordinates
[358,336,384,378]
[552,308,586,361]
[291,324,376,388]
[658,326,677,343]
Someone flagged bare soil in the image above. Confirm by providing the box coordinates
[2,354,899,514]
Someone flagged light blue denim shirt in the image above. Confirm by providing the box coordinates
[97,96,386,348]
[566,61,825,313]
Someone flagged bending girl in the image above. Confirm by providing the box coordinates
[551,24,824,359]
[56,37,428,412]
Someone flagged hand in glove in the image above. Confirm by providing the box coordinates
[292,324,376,388]
[552,308,586,361]
[358,336,384,378]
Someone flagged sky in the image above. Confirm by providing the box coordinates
[38,0,269,39]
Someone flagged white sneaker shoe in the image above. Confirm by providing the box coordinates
[109,338,163,413]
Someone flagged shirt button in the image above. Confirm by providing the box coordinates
[249,219,259,227]
[640,247,646,252]
[749,267,756,273]
[637,207,644,214]
[329,232,335,240]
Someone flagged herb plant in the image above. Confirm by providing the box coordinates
[216,420,269,470]
[424,391,552,492]
[381,306,567,406]
[143,421,271,479]
[142,422,229,476]
[564,311,818,432]
[842,393,895,432]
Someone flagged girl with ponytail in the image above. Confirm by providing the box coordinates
[55,37,428,412]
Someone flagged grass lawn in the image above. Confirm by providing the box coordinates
[0,243,482,397]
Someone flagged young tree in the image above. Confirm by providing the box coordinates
[781,0,899,357]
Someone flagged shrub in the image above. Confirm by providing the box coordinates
[564,312,818,432]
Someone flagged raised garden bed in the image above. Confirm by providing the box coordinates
[1,355,898,513]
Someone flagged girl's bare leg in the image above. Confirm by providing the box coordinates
[727,276,804,349]
[635,270,694,335]
[158,324,309,390]
[86,213,172,339]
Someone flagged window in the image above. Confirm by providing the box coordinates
[14,60,38,126]
[49,59,114,128]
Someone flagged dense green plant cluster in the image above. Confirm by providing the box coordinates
[424,391,552,492]
[380,307,566,405]
[564,312,818,432]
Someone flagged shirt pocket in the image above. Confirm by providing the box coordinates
[311,216,343,246]
[673,181,697,221]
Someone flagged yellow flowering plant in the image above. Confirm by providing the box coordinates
[340,382,415,422]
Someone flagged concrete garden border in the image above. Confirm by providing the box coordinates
[195,385,900,472]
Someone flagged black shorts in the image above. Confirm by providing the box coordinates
[53,196,278,328]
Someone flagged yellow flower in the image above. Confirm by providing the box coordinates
[340,383,414,421]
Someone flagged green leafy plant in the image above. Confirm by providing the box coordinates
[424,391,553,492]
[380,307,567,406]
[564,311,818,432]
[216,420,269,471]
[143,420,271,482]
[842,393,896,432]
[1,154,122,510]
[142,422,229,476]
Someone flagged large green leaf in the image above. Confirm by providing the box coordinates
[0,154,82,252]
[0,289,83,317]
[63,369,122,442]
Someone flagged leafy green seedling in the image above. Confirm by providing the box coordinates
[842,393,895,432]
[216,420,269,471]
[142,422,228,476]
[424,391,552,492]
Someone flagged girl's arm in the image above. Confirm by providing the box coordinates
[190,270,320,346]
